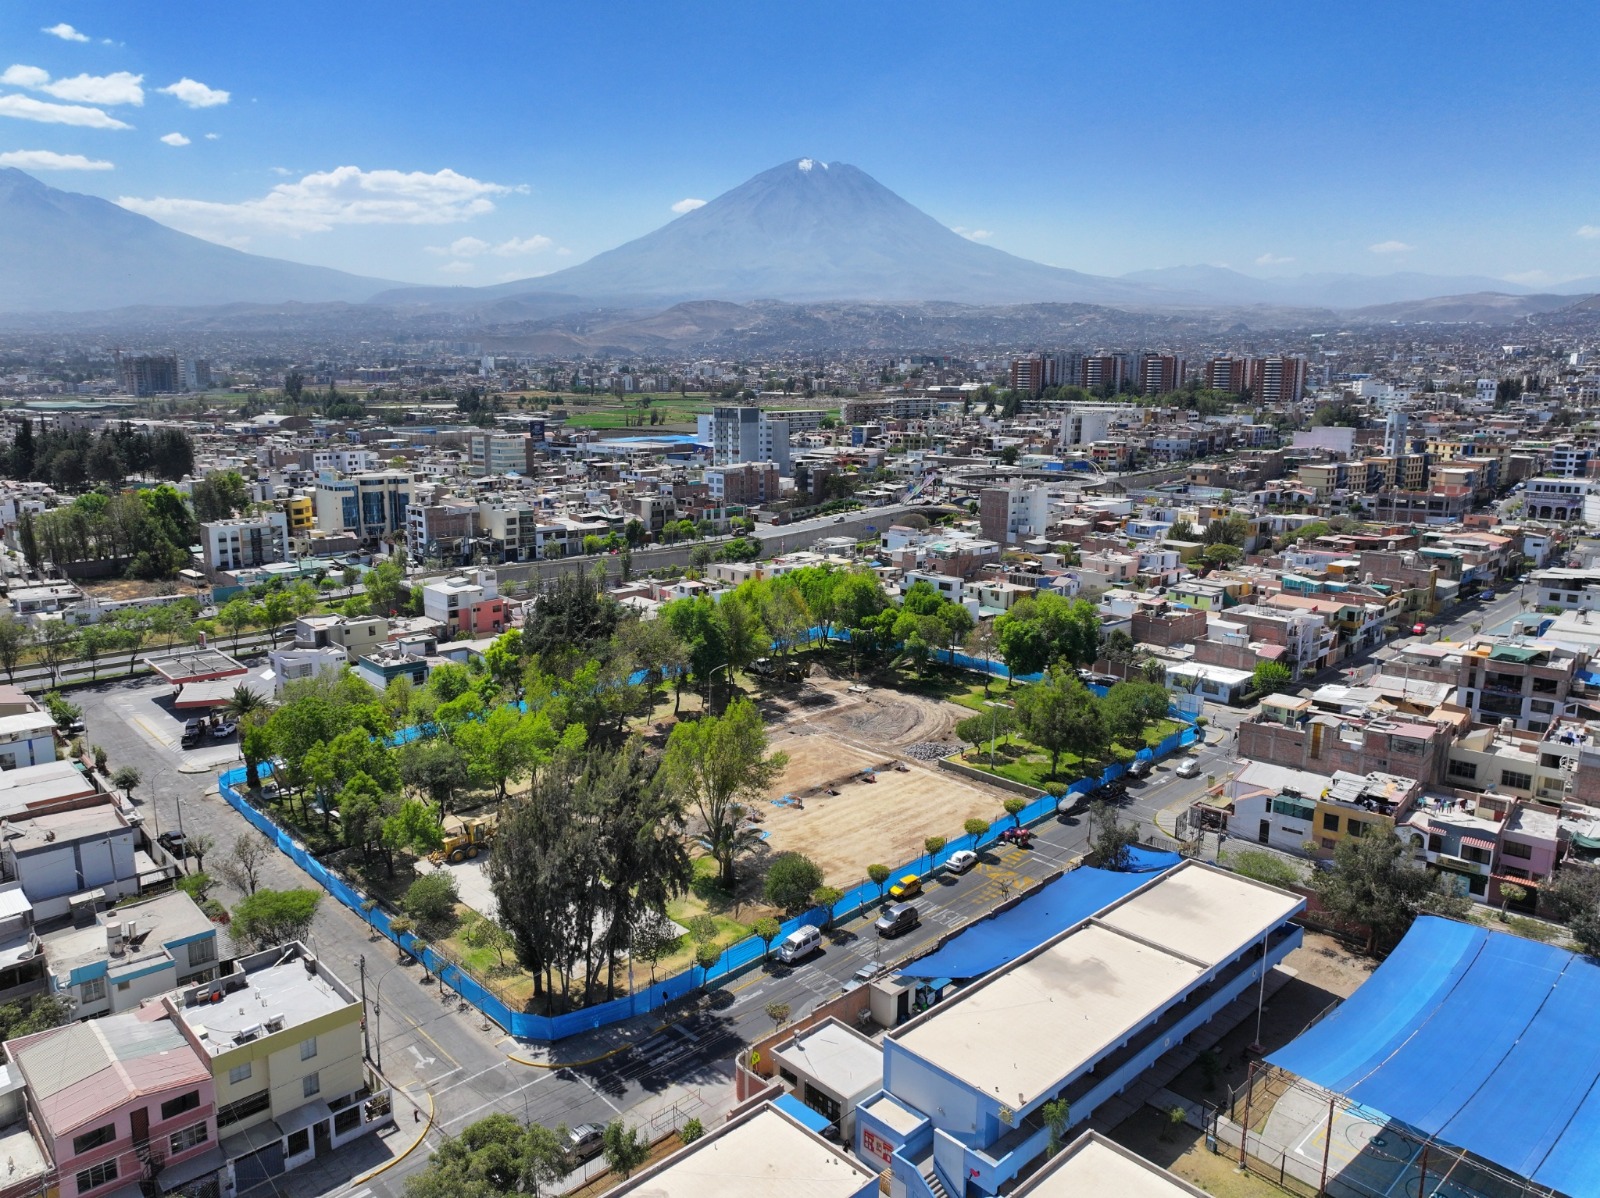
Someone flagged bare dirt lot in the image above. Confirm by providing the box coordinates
[754,678,1013,887]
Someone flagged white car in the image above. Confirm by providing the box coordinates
[946,849,978,874]
[211,719,238,739]
[1175,757,1202,779]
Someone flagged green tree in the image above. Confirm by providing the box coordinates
[1042,1098,1071,1158]
[662,698,788,887]
[1201,543,1244,568]
[764,853,825,914]
[219,597,257,652]
[964,817,989,839]
[752,916,782,961]
[1251,660,1293,697]
[402,871,460,928]
[867,863,891,899]
[0,615,31,682]
[230,888,322,951]
[601,1121,650,1180]
[111,765,141,808]
[0,995,71,1041]
[1101,680,1173,746]
[923,835,947,869]
[1015,667,1107,778]
[364,558,408,617]
[1003,797,1027,827]
[215,832,271,896]
[1089,801,1139,871]
[1311,830,1469,953]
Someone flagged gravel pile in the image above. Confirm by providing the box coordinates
[904,740,963,761]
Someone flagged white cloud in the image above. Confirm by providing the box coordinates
[555,246,573,256]
[41,23,88,42]
[269,166,292,176]
[1369,239,1414,254]
[159,131,189,146]
[1577,225,1600,240]
[0,93,130,128]
[493,235,551,256]
[118,165,512,238]
[1255,252,1295,265]
[1,66,143,106]
[0,148,111,170]
[204,132,219,140]
[1504,269,1556,286]
[446,236,489,256]
[952,226,993,241]
[671,197,706,214]
[158,78,229,108]
[438,260,474,274]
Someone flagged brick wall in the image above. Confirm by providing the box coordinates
[1132,607,1208,647]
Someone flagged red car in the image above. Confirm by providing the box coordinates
[1412,622,1427,636]
[997,827,1034,848]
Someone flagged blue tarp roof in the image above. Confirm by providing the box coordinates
[1269,916,1600,1198]
[898,862,1171,980]
[772,1093,833,1134]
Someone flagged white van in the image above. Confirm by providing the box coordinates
[777,926,822,964]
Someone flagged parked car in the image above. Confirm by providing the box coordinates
[777,926,823,964]
[888,874,922,900]
[875,902,920,938]
[1057,793,1090,818]
[1176,757,1202,779]
[1412,621,1427,636]
[156,831,190,858]
[65,717,85,735]
[842,962,886,992]
[211,719,238,739]
[996,827,1034,848]
[945,849,978,874]
[565,1123,605,1165]
[1127,758,1153,778]
[180,719,205,748]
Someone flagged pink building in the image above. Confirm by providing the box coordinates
[10,1009,220,1198]
[1494,803,1560,912]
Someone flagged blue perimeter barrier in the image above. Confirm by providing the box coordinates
[218,643,1196,1041]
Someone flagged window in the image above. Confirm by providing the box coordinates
[1503,840,1532,860]
[160,1091,201,1121]
[72,1125,116,1156]
[1447,760,1478,781]
[1347,820,1366,838]
[333,1108,361,1137]
[1322,813,1340,832]
[80,976,106,1003]
[228,1062,252,1085]
[302,1072,320,1098]
[299,1036,318,1061]
[216,1091,270,1128]
[189,938,217,966]
[1271,797,1316,822]
[116,981,130,992]
[1428,834,1444,853]
[169,1123,208,1154]
[1501,770,1533,790]
[1320,837,1336,851]
[76,1159,118,1194]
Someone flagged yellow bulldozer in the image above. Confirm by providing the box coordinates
[430,816,496,864]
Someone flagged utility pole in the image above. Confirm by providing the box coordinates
[358,955,370,1063]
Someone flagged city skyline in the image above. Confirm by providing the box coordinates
[2,1,1599,287]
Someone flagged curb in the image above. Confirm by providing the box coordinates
[348,1085,435,1186]
[507,1006,693,1069]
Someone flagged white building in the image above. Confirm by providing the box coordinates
[45,891,219,1017]
[699,407,791,473]
[467,432,533,476]
[313,472,413,541]
[201,512,290,574]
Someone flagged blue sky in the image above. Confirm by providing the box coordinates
[3,1,1599,286]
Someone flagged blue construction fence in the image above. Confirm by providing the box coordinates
[217,715,1197,1043]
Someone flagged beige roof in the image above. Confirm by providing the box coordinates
[1015,1132,1208,1198]
[893,923,1204,1109]
[1096,865,1303,967]
[611,1106,875,1198]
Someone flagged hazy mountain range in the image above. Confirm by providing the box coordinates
[1,159,1597,325]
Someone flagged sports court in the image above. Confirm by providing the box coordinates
[1256,916,1600,1198]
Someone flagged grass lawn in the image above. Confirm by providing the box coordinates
[655,857,764,981]
[956,718,1186,789]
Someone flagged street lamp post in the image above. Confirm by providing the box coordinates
[360,955,400,1073]
[985,699,1011,768]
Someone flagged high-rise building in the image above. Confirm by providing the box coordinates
[1257,355,1307,404]
[1081,354,1132,392]
[313,471,413,542]
[1138,353,1185,396]
[1010,356,1045,395]
[182,359,212,391]
[701,406,791,473]
[116,353,179,396]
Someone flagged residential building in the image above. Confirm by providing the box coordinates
[421,569,507,639]
[170,943,387,1187]
[200,513,290,575]
[705,461,780,507]
[467,432,536,477]
[1256,354,1307,404]
[1521,477,1592,522]
[406,500,477,565]
[116,353,180,396]
[45,892,219,1018]
[978,483,1050,546]
[701,406,791,473]
[0,709,57,771]
[9,1009,221,1198]
[278,496,314,550]
[1138,353,1184,396]
[1239,695,1452,784]
[2,799,142,921]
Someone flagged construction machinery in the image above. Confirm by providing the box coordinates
[431,816,496,864]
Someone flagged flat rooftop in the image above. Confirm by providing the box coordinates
[1095,867,1303,967]
[180,955,354,1053]
[772,1019,883,1100]
[44,891,213,980]
[891,863,1303,1109]
[1013,1132,1206,1198]
[5,803,128,852]
[143,646,248,685]
[608,1105,876,1198]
